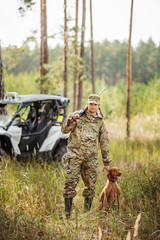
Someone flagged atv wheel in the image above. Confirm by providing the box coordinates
[53,146,67,167]
[0,148,7,161]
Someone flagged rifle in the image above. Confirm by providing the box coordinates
[67,88,106,126]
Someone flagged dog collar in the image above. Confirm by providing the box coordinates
[109,179,115,183]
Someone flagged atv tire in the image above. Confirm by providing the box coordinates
[0,148,7,162]
[53,145,67,167]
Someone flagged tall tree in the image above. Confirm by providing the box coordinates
[73,0,79,111]
[19,0,49,93]
[64,0,68,98]
[90,0,95,93]
[40,0,48,94]
[0,42,7,115]
[78,0,86,109]
[126,0,134,137]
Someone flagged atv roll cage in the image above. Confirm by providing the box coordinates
[0,93,70,160]
[0,93,69,132]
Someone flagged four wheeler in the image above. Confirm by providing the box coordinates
[0,92,70,165]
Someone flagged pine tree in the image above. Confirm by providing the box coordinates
[40,0,48,94]
[126,0,134,137]
[0,42,7,115]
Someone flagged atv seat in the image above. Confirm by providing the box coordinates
[27,108,37,133]
[36,118,48,132]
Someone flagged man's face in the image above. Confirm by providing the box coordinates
[87,102,100,115]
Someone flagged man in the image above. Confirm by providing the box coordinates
[61,94,111,218]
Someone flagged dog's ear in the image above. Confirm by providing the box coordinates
[108,169,113,177]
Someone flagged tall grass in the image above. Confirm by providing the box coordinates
[0,134,160,239]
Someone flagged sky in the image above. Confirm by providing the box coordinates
[0,0,160,48]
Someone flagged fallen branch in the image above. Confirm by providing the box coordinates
[126,213,141,240]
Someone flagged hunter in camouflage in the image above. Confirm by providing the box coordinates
[61,94,111,218]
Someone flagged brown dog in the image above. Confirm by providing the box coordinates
[99,167,121,210]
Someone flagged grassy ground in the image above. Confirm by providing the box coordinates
[0,117,160,240]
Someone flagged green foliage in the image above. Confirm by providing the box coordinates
[134,38,157,83]
[131,77,160,116]
[2,42,38,73]
[4,69,160,119]
[40,57,64,94]
[18,0,36,16]
[3,45,29,71]
[40,54,88,96]
[4,70,40,94]
[4,38,160,86]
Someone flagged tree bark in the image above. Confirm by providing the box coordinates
[0,42,7,115]
[90,0,95,94]
[126,0,134,137]
[64,0,68,98]
[73,0,79,111]
[78,0,86,109]
[40,0,48,94]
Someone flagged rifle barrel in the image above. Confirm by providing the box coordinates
[98,88,106,96]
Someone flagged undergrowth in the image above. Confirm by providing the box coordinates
[0,137,160,239]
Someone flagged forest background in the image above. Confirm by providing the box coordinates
[3,37,160,124]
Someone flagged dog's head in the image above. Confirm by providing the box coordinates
[107,167,121,182]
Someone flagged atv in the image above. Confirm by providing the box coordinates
[0,92,70,165]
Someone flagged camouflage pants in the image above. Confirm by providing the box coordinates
[63,152,98,199]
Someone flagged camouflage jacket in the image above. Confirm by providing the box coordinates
[61,110,111,166]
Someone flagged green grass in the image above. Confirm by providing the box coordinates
[0,129,160,239]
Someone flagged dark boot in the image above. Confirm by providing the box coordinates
[84,198,92,213]
[64,198,73,218]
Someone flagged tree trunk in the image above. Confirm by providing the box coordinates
[78,0,86,109]
[126,0,134,137]
[90,0,95,94]
[73,0,79,111]
[64,0,68,98]
[0,42,7,115]
[40,0,48,94]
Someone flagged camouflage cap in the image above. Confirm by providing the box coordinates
[88,94,100,104]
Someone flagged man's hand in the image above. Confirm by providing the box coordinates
[103,165,109,173]
[67,114,80,126]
